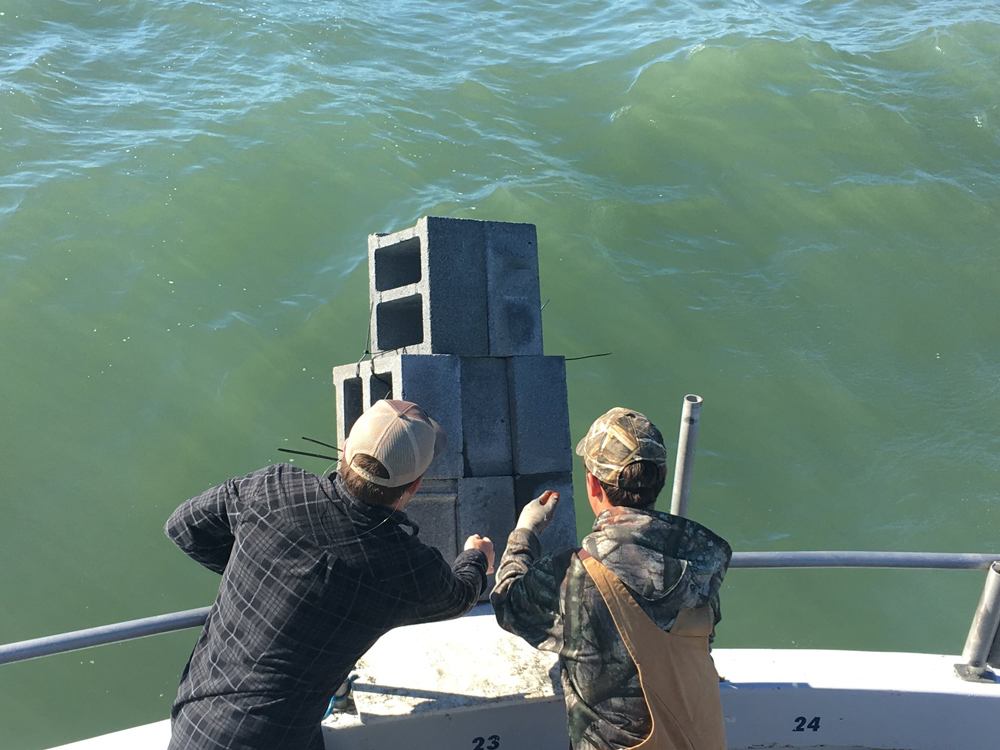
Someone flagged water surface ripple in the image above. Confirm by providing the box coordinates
[1,1,999,747]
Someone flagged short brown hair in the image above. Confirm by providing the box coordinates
[341,454,411,507]
[597,460,665,509]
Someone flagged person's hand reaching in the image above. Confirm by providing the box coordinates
[463,534,495,574]
[515,490,559,537]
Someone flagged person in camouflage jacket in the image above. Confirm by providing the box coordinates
[491,408,731,750]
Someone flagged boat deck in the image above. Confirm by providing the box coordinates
[47,606,999,750]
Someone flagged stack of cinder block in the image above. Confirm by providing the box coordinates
[332,217,576,586]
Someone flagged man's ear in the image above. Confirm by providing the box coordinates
[408,476,423,497]
[586,472,613,516]
[585,471,602,499]
[392,476,423,510]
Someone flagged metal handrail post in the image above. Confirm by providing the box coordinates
[669,394,702,518]
[956,561,1000,681]
[990,615,1000,670]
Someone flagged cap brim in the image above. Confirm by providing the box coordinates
[575,436,586,457]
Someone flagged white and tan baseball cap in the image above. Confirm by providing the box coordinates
[344,400,446,487]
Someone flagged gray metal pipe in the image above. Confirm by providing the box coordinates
[990,614,1000,670]
[730,551,1000,570]
[4,552,1000,667]
[959,562,1000,671]
[669,394,702,518]
[0,606,210,666]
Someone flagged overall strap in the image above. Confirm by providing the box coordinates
[577,552,714,645]
[577,551,661,662]
[576,551,727,750]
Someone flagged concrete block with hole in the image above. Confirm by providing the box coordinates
[368,217,543,357]
[332,362,365,451]
[507,356,573,476]
[361,353,464,480]
[368,217,489,356]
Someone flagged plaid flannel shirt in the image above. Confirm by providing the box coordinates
[165,463,487,750]
[491,505,730,750]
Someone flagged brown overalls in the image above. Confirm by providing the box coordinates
[578,552,727,750]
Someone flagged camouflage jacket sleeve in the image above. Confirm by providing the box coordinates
[490,528,575,653]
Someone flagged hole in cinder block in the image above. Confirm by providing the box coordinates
[374,237,422,291]
[376,294,423,351]
[369,371,394,405]
[342,377,363,436]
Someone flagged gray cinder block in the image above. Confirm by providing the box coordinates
[459,357,512,477]
[332,362,365,451]
[457,476,516,598]
[368,217,490,356]
[406,479,459,562]
[364,353,464,480]
[514,472,578,556]
[507,356,573,475]
[484,221,543,356]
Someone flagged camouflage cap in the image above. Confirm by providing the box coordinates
[575,407,668,487]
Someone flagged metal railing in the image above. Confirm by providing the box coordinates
[2,550,999,668]
[728,551,1000,570]
[0,606,210,667]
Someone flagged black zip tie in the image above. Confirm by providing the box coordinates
[301,436,340,452]
[565,352,613,362]
[279,448,339,461]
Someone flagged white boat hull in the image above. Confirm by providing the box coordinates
[47,609,1000,750]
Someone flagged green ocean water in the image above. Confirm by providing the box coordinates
[1,0,999,746]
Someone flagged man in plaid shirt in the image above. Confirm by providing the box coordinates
[165,400,494,750]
